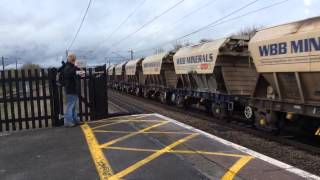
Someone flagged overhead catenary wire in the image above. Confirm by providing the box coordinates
[172,0,217,25]
[208,0,290,31]
[135,0,289,55]
[67,0,93,51]
[127,0,217,49]
[139,0,290,56]
[91,0,147,54]
[107,0,186,49]
[114,0,260,58]
[175,0,260,41]
[136,0,290,53]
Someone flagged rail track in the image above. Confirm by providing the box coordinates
[108,89,320,175]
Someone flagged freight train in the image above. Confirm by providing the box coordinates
[107,17,320,136]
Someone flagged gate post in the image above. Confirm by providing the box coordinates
[48,68,63,126]
[89,65,108,120]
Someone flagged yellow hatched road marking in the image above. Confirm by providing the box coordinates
[109,133,199,180]
[91,120,132,130]
[221,156,254,180]
[91,120,167,130]
[99,121,169,148]
[87,114,147,124]
[105,114,148,120]
[105,146,249,158]
[83,116,253,180]
[88,119,165,124]
[102,120,166,123]
[315,128,320,136]
[106,146,158,152]
[94,130,193,135]
[81,123,114,179]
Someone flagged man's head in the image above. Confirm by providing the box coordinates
[67,53,77,64]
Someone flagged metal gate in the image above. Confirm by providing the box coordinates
[56,65,108,125]
[0,65,108,132]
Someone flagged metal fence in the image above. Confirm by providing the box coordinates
[0,65,108,132]
[0,69,58,131]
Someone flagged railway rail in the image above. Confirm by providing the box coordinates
[108,89,320,176]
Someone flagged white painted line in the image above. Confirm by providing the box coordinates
[0,133,10,137]
[153,113,320,180]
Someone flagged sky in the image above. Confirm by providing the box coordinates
[0,0,319,68]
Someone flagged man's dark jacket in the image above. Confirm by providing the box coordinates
[63,62,79,95]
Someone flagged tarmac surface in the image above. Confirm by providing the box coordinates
[1,113,319,180]
[0,125,98,180]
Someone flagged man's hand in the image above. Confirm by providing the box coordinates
[76,70,86,78]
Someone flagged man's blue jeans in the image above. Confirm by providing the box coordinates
[64,94,79,125]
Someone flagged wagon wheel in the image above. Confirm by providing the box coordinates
[204,102,212,114]
[135,87,140,96]
[143,90,149,98]
[273,112,286,135]
[254,110,284,135]
[170,93,176,104]
[176,96,185,108]
[244,105,255,125]
[211,103,227,120]
[159,92,167,104]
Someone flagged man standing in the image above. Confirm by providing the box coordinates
[63,53,83,127]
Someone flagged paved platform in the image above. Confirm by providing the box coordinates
[82,114,319,180]
[0,113,319,180]
[0,125,98,179]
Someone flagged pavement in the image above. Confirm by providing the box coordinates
[0,125,98,180]
[1,113,319,180]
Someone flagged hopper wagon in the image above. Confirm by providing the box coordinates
[248,17,320,133]
[114,61,128,90]
[172,36,257,117]
[109,16,320,136]
[124,58,144,95]
[142,51,177,102]
[107,64,116,87]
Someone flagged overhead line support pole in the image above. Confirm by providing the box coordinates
[2,56,4,71]
[129,49,134,60]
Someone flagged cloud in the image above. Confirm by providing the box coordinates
[304,0,312,6]
[0,0,318,67]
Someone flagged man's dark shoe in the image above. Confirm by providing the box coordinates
[75,121,85,125]
[64,123,76,128]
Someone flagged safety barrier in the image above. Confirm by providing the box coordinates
[0,65,108,132]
